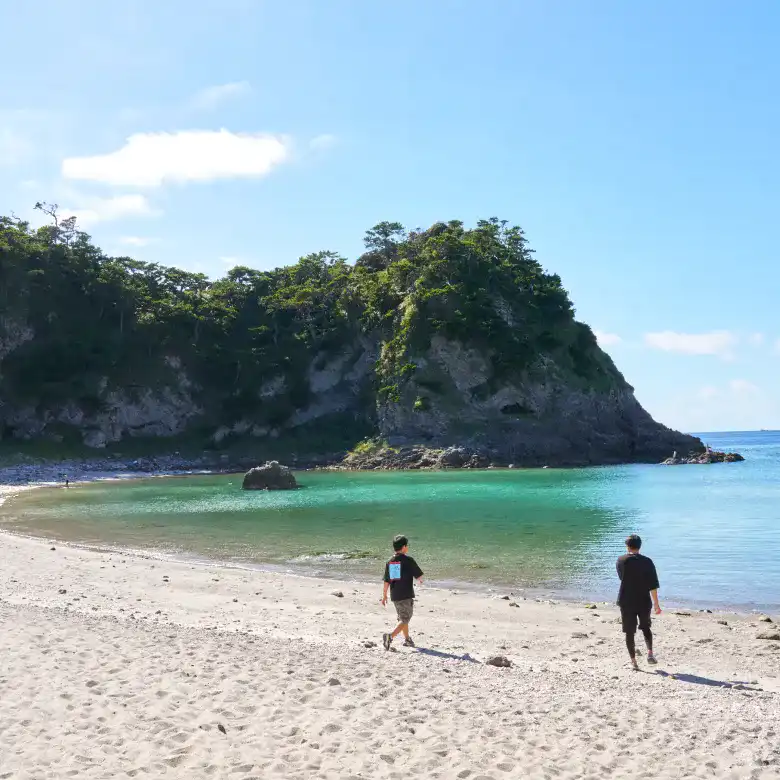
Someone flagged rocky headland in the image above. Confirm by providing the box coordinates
[1,215,702,468]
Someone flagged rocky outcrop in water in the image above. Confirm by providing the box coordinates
[661,449,745,465]
[242,461,298,490]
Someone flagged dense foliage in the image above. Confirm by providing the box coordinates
[0,208,623,443]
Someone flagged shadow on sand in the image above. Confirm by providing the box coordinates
[414,647,480,663]
[654,670,761,690]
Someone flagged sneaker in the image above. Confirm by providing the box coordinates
[647,652,658,665]
[403,638,416,648]
[382,633,392,651]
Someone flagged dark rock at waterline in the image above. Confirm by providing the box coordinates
[661,449,745,465]
[242,461,298,490]
[438,446,469,468]
[342,444,493,471]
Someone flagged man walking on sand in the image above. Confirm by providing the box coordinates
[381,534,424,650]
[617,534,661,671]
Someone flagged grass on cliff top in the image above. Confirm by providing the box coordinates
[347,438,394,457]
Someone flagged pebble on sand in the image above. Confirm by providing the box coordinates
[486,656,512,668]
[332,591,344,598]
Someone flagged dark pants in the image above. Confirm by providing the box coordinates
[620,604,653,657]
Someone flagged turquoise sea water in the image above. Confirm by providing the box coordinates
[1,431,778,610]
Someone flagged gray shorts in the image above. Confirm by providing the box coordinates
[393,598,414,623]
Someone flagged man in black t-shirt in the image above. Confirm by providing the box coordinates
[616,534,662,670]
[381,534,424,650]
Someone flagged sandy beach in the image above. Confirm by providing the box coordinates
[1,480,779,780]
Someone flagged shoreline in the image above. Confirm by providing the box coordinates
[1,529,779,777]
[1,470,777,617]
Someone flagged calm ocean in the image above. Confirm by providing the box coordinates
[1,431,778,611]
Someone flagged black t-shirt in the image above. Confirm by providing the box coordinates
[616,553,660,608]
[383,553,424,601]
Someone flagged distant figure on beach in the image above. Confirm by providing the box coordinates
[616,534,661,671]
[65,478,69,488]
[381,534,424,651]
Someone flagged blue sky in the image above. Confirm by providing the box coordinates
[2,0,779,433]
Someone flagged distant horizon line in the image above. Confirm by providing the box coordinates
[687,429,778,435]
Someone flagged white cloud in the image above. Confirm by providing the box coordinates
[748,332,765,347]
[62,195,158,227]
[309,134,337,151]
[62,130,290,187]
[594,330,622,347]
[189,82,251,111]
[119,236,157,247]
[644,330,737,359]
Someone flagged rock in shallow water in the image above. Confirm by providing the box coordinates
[241,461,298,490]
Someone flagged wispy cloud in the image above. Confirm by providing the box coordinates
[62,130,290,188]
[594,330,622,347]
[748,332,765,347]
[309,134,337,151]
[119,236,157,247]
[189,82,251,111]
[644,330,737,359]
[219,256,243,266]
[0,128,34,166]
[697,385,718,400]
[729,378,759,395]
[62,194,159,227]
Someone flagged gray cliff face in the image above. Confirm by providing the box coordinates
[0,319,34,365]
[0,385,202,448]
[0,321,202,448]
[376,336,700,465]
[0,318,697,463]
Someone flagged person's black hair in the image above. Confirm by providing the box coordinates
[392,534,408,552]
[625,534,642,550]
